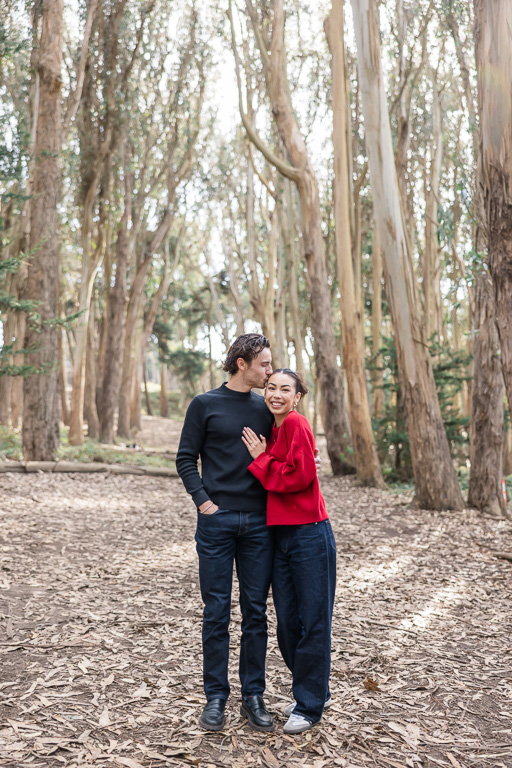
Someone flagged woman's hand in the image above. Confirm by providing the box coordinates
[242,427,267,459]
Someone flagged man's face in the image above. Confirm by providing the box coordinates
[240,348,273,389]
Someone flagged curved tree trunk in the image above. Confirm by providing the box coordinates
[326,0,384,487]
[22,0,63,461]
[351,0,464,510]
[266,0,351,473]
[230,0,353,473]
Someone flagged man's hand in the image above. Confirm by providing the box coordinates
[242,427,267,459]
[199,500,219,515]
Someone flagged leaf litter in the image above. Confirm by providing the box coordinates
[1,417,512,767]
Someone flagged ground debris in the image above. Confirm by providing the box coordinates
[1,417,512,767]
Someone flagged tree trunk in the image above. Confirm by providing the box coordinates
[22,0,63,461]
[143,363,153,416]
[0,311,15,425]
[351,0,464,510]
[58,327,70,427]
[227,249,245,337]
[475,0,512,418]
[159,361,169,417]
[84,302,99,439]
[128,233,180,433]
[283,180,305,373]
[424,69,443,340]
[11,313,25,428]
[371,224,384,418]
[503,422,512,477]
[280,181,308,418]
[468,273,507,517]
[118,278,146,439]
[444,7,505,514]
[326,0,384,487]
[245,140,265,326]
[67,266,98,445]
[118,206,176,437]
[130,339,143,433]
[251,0,351,473]
[99,206,130,443]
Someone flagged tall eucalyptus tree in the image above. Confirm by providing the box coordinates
[351,0,464,509]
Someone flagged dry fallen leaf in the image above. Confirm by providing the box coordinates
[363,676,380,691]
[98,707,111,727]
[446,753,463,768]
[115,758,145,768]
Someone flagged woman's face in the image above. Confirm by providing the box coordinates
[264,372,301,419]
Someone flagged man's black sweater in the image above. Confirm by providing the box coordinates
[176,383,274,512]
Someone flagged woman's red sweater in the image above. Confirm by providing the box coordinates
[248,410,328,526]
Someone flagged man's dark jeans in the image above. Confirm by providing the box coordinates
[195,509,273,701]
[272,519,336,723]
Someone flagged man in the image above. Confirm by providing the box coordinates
[176,333,275,732]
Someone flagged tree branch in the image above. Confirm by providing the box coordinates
[63,0,99,133]
[227,0,301,183]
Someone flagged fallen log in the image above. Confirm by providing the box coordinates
[0,460,178,477]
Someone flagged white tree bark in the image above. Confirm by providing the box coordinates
[351,0,463,509]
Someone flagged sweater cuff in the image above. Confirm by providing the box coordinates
[249,454,272,475]
[192,489,210,508]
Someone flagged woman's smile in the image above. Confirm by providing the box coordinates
[264,372,301,425]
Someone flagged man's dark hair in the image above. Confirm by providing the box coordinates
[270,368,309,396]
[223,333,271,375]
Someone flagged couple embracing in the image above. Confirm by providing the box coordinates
[176,333,336,735]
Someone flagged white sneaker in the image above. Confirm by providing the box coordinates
[282,696,332,717]
[283,713,313,734]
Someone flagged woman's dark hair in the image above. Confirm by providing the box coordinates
[269,368,308,396]
[223,333,271,375]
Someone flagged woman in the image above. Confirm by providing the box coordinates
[241,369,336,734]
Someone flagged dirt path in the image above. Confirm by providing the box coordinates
[1,420,512,767]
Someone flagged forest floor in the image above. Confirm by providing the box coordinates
[1,416,512,768]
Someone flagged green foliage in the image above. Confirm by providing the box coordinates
[370,337,411,482]
[0,253,46,378]
[370,334,471,482]
[428,335,472,463]
[165,348,208,399]
[0,425,22,460]
[143,386,183,418]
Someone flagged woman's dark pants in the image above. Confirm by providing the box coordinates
[272,519,337,723]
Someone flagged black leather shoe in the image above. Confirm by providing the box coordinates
[199,698,226,731]
[240,695,274,732]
